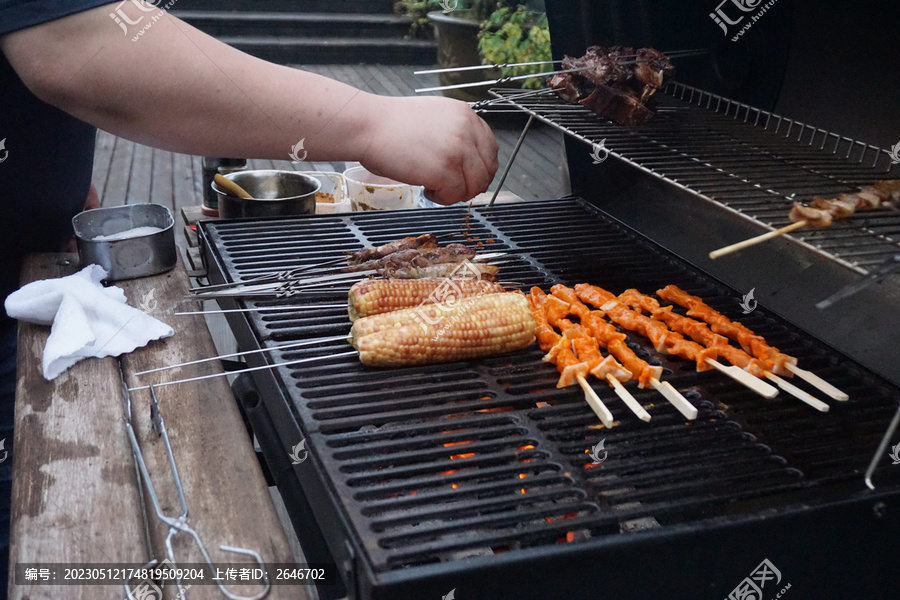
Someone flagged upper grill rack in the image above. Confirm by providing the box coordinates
[490,82,900,274]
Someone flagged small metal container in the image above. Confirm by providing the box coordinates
[211,170,320,219]
[72,204,177,281]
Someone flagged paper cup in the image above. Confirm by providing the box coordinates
[343,166,422,211]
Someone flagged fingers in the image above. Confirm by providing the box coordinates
[431,109,497,205]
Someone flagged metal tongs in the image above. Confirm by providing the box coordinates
[816,254,900,309]
[121,380,271,600]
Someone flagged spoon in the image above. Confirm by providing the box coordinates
[214,173,253,199]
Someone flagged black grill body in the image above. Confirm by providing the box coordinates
[199,200,900,600]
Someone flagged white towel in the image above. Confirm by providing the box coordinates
[4,264,174,380]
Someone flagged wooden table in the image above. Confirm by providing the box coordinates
[8,254,308,600]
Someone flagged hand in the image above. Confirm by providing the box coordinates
[358,96,499,205]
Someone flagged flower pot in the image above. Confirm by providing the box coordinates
[427,10,500,102]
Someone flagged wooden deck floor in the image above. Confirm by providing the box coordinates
[91,64,570,234]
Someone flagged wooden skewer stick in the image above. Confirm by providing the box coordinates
[650,379,699,420]
[704,358,779,399]
[213,173,253,199]
[763,372,829,412]
[785,363,849,401]
[709,220,807,260]
[576,375,615,428]
[605,374,651,422]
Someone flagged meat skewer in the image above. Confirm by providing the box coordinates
[528,288,628,424]
[344,233,437,265]
[548,45,676,126]
[657,285,846,404]
[573,284,701,420]
[710,179,900,259]
[537,287,651,422]
[535,285,683,419]
[617,289,778,399]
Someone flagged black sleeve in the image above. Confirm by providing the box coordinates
[0,0,115,35]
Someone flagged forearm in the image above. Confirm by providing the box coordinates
[0,5,379,162]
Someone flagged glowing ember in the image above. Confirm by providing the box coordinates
[450,453,476,460]
[443,440,473,448]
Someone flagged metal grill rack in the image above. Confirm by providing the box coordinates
[199,200,900,600]
[489,83,900,274]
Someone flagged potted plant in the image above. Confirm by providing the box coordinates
[395,1,550,101]
[395,1,498,101]
[477,5,551,91]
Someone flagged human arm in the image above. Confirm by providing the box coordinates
[0,3,498,204]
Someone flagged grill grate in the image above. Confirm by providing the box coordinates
[490,83,900,274]
[200,199,900,584]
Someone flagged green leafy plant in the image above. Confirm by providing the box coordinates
[394,0,502,38]
[477,5,551,89]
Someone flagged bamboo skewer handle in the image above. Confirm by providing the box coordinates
[785,363,849,401]
[709,220,807,260]
[704,358,778,399]
[764,372,830,412]
[606,374,652,422]
[576,375,615,428]
[650,379,698,420]
[214,173,253,199]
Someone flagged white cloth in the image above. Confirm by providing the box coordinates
[4,264,174,380]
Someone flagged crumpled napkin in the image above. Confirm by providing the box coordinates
[4,264,174,380]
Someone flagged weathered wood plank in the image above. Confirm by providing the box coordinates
[118,259,302,600]
[103,137,135,207]
[10,254,148,600]
[172,152,196,212]
[183,225,199,249]
[150,147,174,213]
[127,143,154,205]
[11,255,304,599]
[91,129,117,201]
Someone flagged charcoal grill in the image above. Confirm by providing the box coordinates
[198,200,900,600]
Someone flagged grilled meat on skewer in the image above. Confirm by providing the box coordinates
[345,243,476,272]
[344,233,437,265]
[580,85,656,126]
[633,48,676,101]
[789,179,900,228]
[548,45,674,126]
[381,262,499,281]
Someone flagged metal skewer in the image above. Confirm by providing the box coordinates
[189,271,374,299]
[175,303,348,316]
[415,65,605,94]
[129,351,360,392]
[134,334,350,376]
[415,49,708,75]
[190,256,349,292]
[489,114,534,207]
[864,400,900,490]
[816,254,900,310]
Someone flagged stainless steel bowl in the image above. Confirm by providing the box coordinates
[212,170,320,219]
[72,204,177,281]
